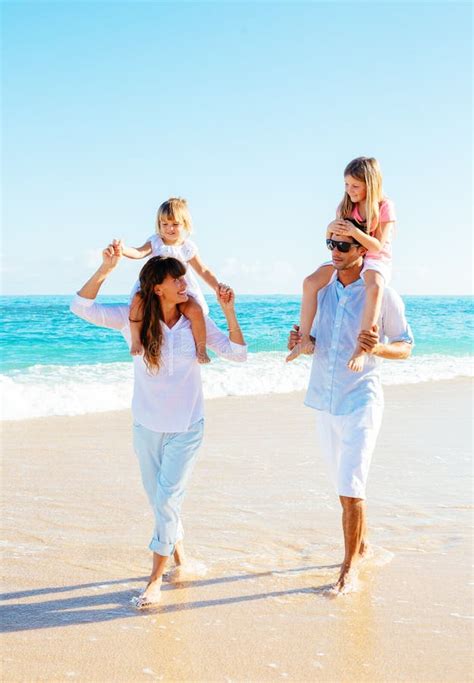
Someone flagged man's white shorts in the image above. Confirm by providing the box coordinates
[315,403,384,500]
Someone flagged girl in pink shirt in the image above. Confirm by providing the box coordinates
[287,156,396,371]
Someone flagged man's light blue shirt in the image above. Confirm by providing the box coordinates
[304,275,414,415]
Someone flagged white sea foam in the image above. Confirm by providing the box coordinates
[1,353,472,421]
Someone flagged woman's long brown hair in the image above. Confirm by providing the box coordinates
[136,256,187,373]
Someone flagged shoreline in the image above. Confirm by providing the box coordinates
[2,375,471,426]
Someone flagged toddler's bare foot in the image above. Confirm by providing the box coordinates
[197,350,211,364]
[286,343,302,362]
[130,341,143,356]
[348,344,365,372]
[286,336,314,362]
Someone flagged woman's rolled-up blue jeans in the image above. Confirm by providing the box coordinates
[132,418,204,556]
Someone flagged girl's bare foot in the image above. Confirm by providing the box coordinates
[348,344,365,372]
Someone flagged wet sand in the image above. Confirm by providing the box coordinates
[1,379,473,682]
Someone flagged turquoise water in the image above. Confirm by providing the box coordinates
[1,294,472,420]
[1,295,472,373]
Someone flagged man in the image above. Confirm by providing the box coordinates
[288,227,414,594]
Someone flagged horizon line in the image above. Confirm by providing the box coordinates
[0,292,473,298]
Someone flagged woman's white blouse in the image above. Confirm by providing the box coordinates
[70,295,247,432]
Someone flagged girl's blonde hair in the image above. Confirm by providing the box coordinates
[155,197,193,236]
[337,157,384,234]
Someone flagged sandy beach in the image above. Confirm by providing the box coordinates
[1,379,472,682]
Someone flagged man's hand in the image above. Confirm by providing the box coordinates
[357,324,380,355]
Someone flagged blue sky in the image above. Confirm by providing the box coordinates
[2,1,472,295]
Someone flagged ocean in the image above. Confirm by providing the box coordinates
[1,295,472,420]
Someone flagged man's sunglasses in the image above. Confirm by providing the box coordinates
[326,238,361,253]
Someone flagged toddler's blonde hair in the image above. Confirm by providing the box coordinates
[155,197,193,236]
[337,157,384,235]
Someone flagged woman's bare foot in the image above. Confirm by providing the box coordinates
[173,541,186,567]
[167,544,208,581]
[131,577,162,609]
[348,344,365,372]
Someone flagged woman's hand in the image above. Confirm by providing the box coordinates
[217,285,244,345]
[102,240,123,271]
[217,284,234,310]
[287,324,302,350]
[215,282,232,301]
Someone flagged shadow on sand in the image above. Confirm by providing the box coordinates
[1,564,339,632]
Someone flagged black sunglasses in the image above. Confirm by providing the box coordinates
[326,238,361,253]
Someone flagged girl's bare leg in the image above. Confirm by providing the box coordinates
[179,298,210,364]
[129,293,144,356]
[286,264,334,362]
[348,270,384,372]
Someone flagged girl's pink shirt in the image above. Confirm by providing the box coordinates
[351,198,396,263]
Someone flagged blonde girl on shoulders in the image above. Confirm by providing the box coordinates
[287,157,396,371]
[117,197,230,364]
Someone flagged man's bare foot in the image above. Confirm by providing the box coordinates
[130,341,143,356]
[348,345,365,372]
[197,350,211,364]
[286,336,315,362]
[131,577,162,609]
[332,562,360,595]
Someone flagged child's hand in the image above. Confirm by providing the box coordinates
[217,285,234,309]
[112,239,124,256]
[217,282,232,304]
[333,220,357,238]
[102,240,123,269]
[327,219,348,236]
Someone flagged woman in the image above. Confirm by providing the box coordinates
[70,240,247,607]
